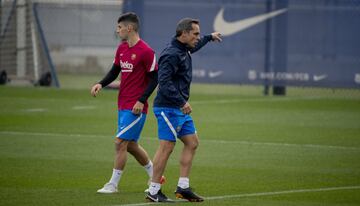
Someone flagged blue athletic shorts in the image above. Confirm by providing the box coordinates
[115,110,146,142]
[153,107,196,142]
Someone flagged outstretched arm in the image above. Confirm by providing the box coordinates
[190,32,222,54]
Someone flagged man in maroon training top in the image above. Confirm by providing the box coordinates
[91,12,159,194]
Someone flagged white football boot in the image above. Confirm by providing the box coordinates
[97,182,118,194]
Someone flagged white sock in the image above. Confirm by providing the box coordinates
[178,177,189,189]
[148,182,161,195]
[144,161,153,178]
[149,182,161,195]
[109,169,122,186]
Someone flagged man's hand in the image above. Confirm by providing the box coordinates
[91,83,102,97]
[181,102,192,115]
[132,101,144,115]
[211,32,222,42]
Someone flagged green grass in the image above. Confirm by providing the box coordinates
[1,83,360,206]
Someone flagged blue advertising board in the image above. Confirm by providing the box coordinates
[124,0,360,88]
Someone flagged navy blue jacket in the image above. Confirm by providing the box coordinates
[154,35,213,108]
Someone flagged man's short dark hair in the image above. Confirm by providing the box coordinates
[117,12,140,32]
[176,18,200,37]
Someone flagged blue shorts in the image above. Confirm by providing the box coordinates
[153,107,196,142]
[115,110,146,142]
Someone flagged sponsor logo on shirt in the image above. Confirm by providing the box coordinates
[120,60,134,72]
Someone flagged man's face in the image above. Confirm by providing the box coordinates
[116,22,129,41]
[183,23,200,48]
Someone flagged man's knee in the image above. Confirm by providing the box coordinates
[114,138,128,152]
[182,135,199,150]
[159,141,175,155]
[188,139,199,150]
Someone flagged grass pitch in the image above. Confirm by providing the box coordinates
[0,82,360,206]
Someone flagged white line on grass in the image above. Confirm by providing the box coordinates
[0,131,100,138]
[203,139,360,151]
[72,105,96,110]
[1,131,359,151]
[20,106,96,113]
[114,185,360,206]
[23,108,47,112]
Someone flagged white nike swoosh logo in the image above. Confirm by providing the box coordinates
[147,195,159,202]
[208,71,223,78]
[313,74,327,81]
[355,74,360,84]
[214,8,288,36]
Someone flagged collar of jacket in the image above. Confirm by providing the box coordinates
[171,37,190,51]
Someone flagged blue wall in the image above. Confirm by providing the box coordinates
[125,0,360,88]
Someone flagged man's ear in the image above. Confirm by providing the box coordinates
[127,24,132,32]
[181,30,188,37]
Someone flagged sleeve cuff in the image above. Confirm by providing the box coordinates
[205,34,213,41]
[138,96,146,104]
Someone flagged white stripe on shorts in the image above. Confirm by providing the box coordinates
[116,113,143,137]
[160,111,177,138]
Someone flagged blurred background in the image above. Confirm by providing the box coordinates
[1,0,360,94]
[1,1,360,205]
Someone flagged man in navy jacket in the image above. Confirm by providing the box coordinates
[146,18,222,203]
